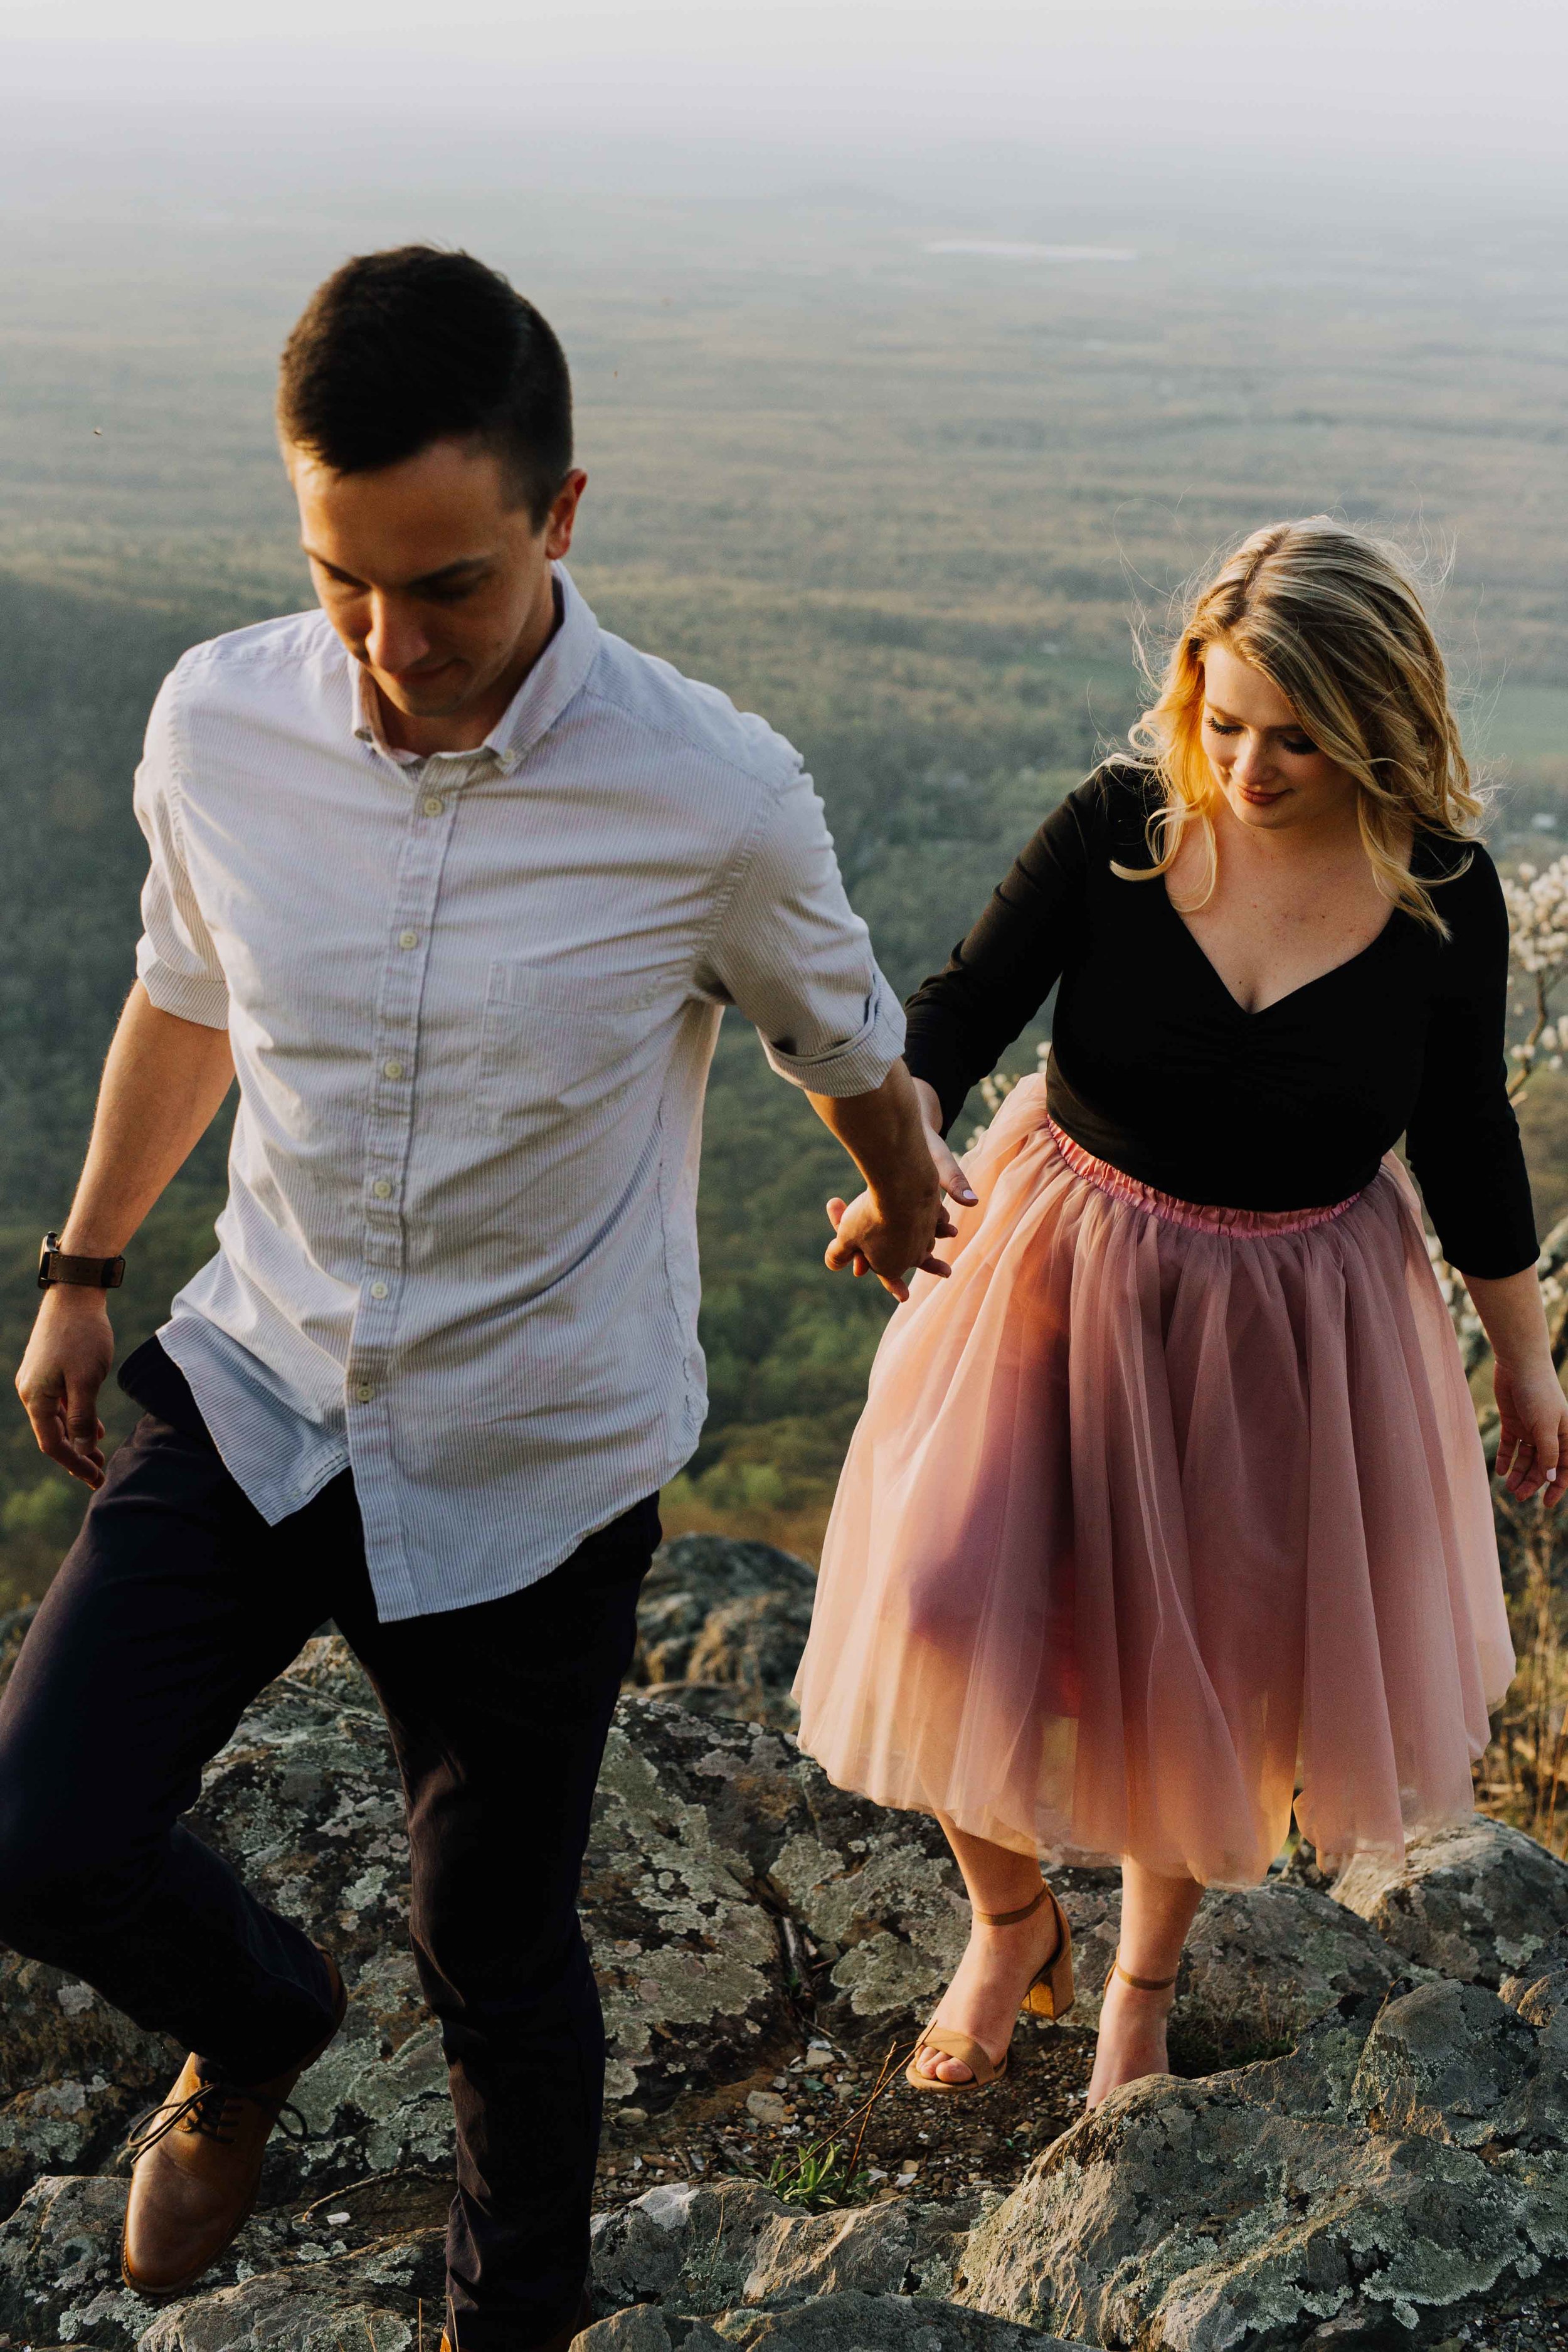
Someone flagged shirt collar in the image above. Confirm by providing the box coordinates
[351,563,600,775]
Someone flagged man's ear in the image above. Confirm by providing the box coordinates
[544,470,588,561]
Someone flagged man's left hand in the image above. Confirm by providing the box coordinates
[824,1185,953,1303]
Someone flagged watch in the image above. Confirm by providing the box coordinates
[37,1233,125,1291]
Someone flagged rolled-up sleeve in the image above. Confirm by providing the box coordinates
[133,672,230,1030]
[699,761,906,1096]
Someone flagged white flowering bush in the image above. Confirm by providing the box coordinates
[965,1039,1050,1152]
[1502,854,1568,1097]
[1425,1229,1491,1375]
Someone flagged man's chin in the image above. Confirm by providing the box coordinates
[374,665,472,717]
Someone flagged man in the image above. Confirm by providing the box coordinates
[1,248,942,2348]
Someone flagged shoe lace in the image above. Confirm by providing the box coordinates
[121,2072,311,2162]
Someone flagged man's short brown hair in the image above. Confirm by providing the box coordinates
[277,246,572,526]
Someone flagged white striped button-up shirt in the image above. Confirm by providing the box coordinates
[134,567,904,1621]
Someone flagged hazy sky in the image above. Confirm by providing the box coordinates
[3,0,1565,208]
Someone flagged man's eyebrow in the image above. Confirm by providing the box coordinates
[300,549,494,592]
[405,556,494,592]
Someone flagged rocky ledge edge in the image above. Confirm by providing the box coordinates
[1,1549,1567,2349]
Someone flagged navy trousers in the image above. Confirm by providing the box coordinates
[0,1338,657,2348]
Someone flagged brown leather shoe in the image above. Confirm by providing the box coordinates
[121,1952,346,2299]
[440,2289,593,2351]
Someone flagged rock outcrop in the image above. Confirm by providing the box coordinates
[590,2180,988,2314]
[578,2294,1083,2351]
[627,1534,818,1730]
[958,1979,1568,2348]
[1,1560,1566,2348]
[1332,1815,1568,1989]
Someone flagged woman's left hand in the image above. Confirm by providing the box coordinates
[1493,1353,1568,1508]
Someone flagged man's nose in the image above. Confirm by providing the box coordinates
[364,596,432,677]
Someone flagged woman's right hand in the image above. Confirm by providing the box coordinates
[911,1078,978,1211]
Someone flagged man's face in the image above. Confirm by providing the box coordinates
[288,437,585,723]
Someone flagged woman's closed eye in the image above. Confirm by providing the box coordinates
[1203,713,1318,755]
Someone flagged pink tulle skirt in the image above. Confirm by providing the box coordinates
[794,1076,1514,1887]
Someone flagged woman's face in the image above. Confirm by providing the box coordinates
[1200,641,1359,834]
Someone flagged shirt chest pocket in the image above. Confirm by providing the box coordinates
[474,960,663,1137]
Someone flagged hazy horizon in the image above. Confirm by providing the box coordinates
[1,0,1564,709]
[3,0,1567,225]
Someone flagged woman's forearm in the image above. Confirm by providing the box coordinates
[1467,1264,1553,1371]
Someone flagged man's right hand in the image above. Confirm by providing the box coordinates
[10,984,235,1492]
[16,1290,115,1488]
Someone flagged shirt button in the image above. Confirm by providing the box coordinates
[372,1179,393,1200]
[354,1382,376,1403]
[383,1058,405,1081]
[398,930,420,950]
[369,1281,389,1300]
[423,795,445,817]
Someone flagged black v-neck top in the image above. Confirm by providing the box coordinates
[903,762,1537,1278]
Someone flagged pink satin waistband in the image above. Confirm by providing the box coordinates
[1047,1118,1364,1237]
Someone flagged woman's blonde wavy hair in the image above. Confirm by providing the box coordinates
[1119,517,1484,933]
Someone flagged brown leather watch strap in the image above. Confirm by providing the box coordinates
[38,1232,125,1291]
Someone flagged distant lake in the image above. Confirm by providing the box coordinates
[925,240,1138,262]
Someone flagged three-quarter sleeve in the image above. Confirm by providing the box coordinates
[903,786,1096,1134]
[133,669,231,1030]
[697,757,906,1097]
[1404,852,1537,1278]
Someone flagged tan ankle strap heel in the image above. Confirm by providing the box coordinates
[1113,1957,1179,1992]
[906,1881,1077,2097]
[983,1881,1075,2023]
[973,1883,1049,1928]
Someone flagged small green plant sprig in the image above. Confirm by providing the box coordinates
[756,2035,908,2213]
[765,2134,876,2212]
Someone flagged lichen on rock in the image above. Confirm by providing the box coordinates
[4,1599,1568,2348]
[589,2177,995,2318]
[578,2291,1086,2351]
[1332,1816,1568,1988]
[957,1989,1568,2348]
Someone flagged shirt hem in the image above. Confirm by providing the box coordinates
[360,1446,694,1624]
[156,1317,349,1526]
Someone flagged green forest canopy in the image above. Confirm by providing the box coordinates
[2,195,1567,1597]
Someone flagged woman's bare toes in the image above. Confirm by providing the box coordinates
[916,2047,974,2084]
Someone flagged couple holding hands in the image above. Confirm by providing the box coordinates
[4,246,1559,2348]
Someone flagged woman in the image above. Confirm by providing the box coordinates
[796,519,1566,2109]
